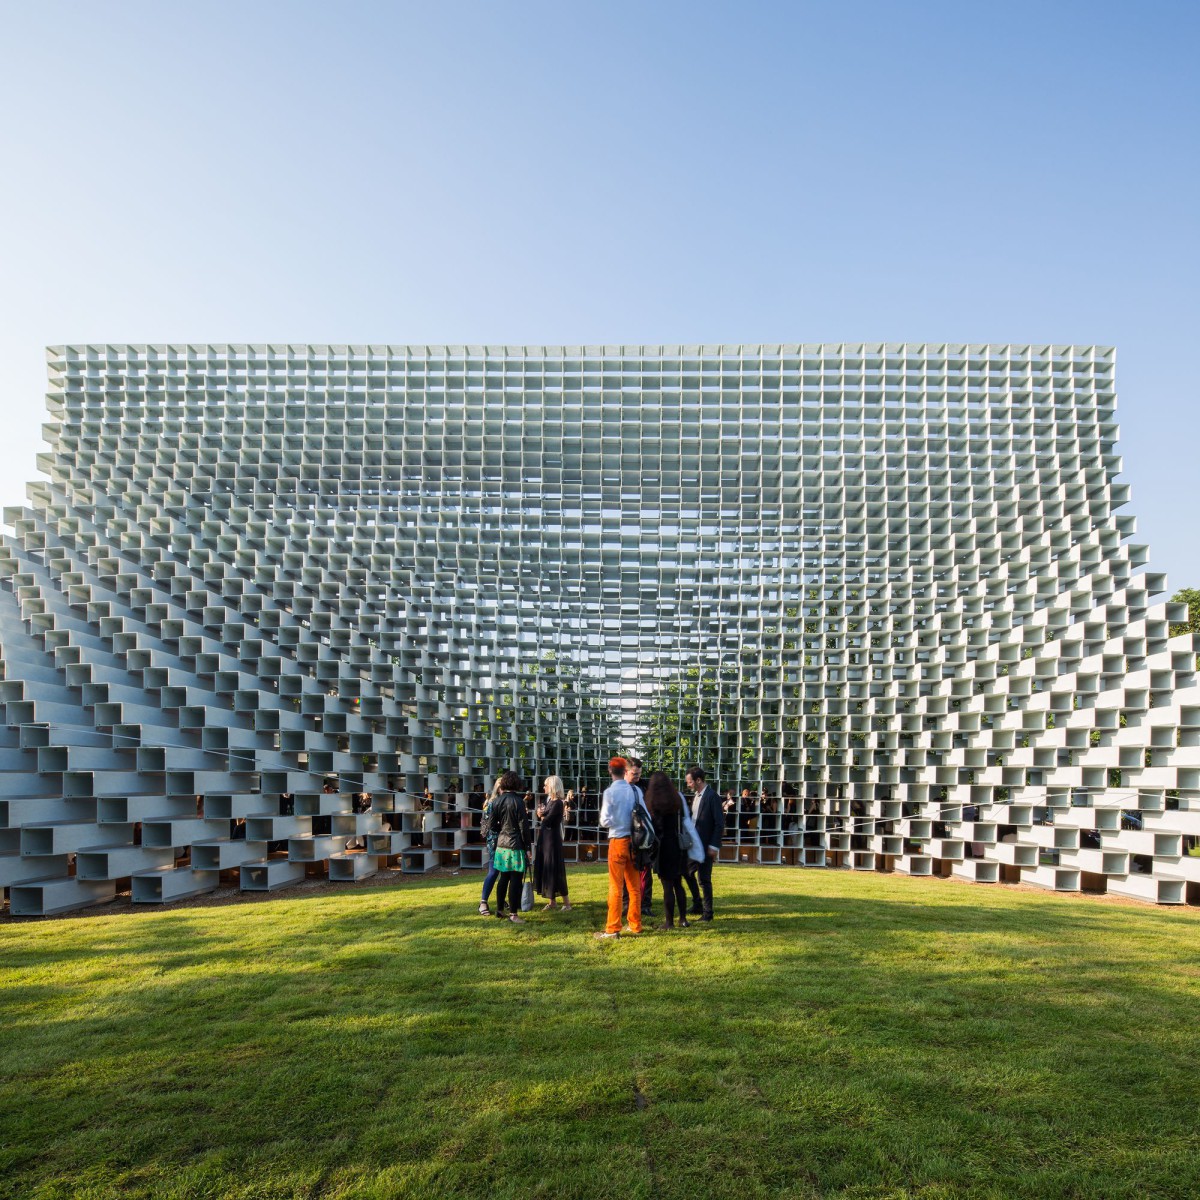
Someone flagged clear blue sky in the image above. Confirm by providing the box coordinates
[1,0,1196,583]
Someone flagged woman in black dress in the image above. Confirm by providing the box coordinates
[644,770,689,931]
[534,775,571,910]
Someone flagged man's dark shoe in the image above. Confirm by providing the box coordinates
[700,913,714,922]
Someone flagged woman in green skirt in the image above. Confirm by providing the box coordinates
[488,770,532,923]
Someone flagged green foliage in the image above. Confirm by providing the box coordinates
[472,649,621,785]
[2,869,1199,1199]
[633,664,756,782]
[1170,587,1200,637]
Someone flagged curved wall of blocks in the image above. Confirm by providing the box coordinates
[1,343,1198,913]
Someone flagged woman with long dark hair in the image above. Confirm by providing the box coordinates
[643,769,690,931]
[487,770,533,923]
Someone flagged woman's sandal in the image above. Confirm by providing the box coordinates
[479,901,491,916]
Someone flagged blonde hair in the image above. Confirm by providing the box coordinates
[542,775,566,802]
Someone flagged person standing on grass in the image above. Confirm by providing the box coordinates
[478,779,503,916]
[622,757,655,919]
[684,766,723,921]
[596,756,643,939]
[534,775,572,911]
[490,771,533,924]
[644,770,690,930]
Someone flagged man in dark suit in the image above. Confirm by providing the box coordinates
[684,765,722,921]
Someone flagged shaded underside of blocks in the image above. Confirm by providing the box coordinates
[0,343,1198,914]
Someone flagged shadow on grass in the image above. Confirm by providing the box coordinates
[2,872,1200,1200]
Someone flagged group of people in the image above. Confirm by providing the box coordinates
[476,770,571,924]
[477,757,724,938]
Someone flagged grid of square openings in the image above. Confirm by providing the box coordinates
[0,342,1196,913]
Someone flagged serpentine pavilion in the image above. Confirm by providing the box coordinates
[2,343,1198,915]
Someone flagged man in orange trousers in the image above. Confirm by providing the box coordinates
[596,756,642,938]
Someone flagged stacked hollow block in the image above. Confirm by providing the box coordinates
[0,343,1197,915]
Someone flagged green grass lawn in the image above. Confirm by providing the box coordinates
[3,867,1199,1200]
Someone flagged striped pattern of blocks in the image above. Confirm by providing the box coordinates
[0,343,1197,914]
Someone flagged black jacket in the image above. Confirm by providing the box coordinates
[692,784,724,851]
[494,791,532,853]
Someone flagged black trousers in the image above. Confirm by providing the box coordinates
[497,870,523,915]
[686,856,715,917]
